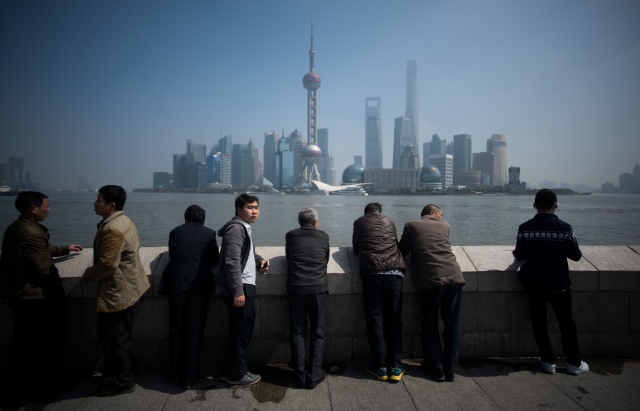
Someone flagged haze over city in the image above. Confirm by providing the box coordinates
[1,0,639,190]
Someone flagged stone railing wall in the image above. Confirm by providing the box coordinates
[1,245,639,372]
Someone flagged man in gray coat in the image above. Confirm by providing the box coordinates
[398,204,465,383]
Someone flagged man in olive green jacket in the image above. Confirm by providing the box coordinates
[83,185,150,397]
[0,191,82,407]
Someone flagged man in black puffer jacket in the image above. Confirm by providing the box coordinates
[352,203,406,382]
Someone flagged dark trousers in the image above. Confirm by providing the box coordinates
[527,287,582,366]
[419,283,463,372]
[97,304,137,388]
[362,275,403,368]
[169,290,208,380]
[7,293,67,403]
[288,292,329,386]
[221,284,256,381]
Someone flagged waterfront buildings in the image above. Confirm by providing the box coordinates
[429,154,453,189]
[364,168,420,192]
[317,128,331,183]
[453,134,472,172]
[153,172,172,190]
[365,97,383,169]
[231,141,262,186]
[487,134,507,187]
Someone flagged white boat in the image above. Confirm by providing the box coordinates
[329,186,368,196]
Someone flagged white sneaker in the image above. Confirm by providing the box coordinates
[567,361,589,376]
[537,359,556,375]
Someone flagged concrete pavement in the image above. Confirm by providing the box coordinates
[8,358,640,411]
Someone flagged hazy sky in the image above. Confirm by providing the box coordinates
[1,0,639,189]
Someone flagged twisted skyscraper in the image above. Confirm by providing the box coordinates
[393,60,420,169]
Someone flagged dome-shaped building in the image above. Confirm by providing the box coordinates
[420,165,442,190]
[342,164,365,184]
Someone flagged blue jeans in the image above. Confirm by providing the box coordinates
[419,284,463,372]
[362,275,403,368]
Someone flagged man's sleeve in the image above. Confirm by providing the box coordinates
[513,228,526,261]
[82,229,124,282]
[565,230,582,262]
[22,233,56,275]
[223,225,245,297]
[207,232,220,268]
[397,224,411,255]
[351,221,360,254]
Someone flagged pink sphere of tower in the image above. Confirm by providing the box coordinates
[302,144,323,164]
[303,72,321,90]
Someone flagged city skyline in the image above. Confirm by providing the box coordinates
[1,0,639,189]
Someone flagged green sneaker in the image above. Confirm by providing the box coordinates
[389,366,405,382]
[366,362,388,381]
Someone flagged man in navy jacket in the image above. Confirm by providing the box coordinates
[513,188,588,376]
[159,204,219,389]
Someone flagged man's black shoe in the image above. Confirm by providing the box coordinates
[306,370,326,389]
[95,382,136,397]
[422,366,445,382]
[445,371,455,382]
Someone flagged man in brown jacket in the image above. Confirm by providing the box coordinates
[0,191,82,407]
[398,204,465,383]
[83,185,150,397]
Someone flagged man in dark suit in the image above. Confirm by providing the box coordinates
[285,208,330,389]
[159,204,219,389]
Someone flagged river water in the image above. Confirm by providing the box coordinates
[1,192,639,248]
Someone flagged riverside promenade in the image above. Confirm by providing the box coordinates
[20,357,640,411]
[2,245,639,410]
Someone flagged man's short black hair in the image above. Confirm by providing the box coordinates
[15,191,48,214]
[364,202,382,214]
[535,188,557,211]
[99,185,127,211]
[421,204,441,217]
[235,193,259,215]
[184,204,205,225]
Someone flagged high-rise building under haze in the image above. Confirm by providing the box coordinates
[405,60,419,151]
[263,131,279,184]
[487,134,507,187]
[301,23,322,182]
[393,116,414,169]
[187,140,206,164]
[453,134,472,172]
[365,97,383,169]
[393,61,420,169]
[317,128,330,182]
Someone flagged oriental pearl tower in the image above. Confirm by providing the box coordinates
[301,23,322,182]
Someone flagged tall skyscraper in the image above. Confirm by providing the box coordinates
[275,137,295,188]
[393,116,414,169]
[317,128,330,182]
[231,141,261,186]
[453,134,472,172]
[487,134,507,187]
[473,151,495,186]
[430,134,446,156]
[9,156,24,186]
[365,97,383,169]
[187,140,206,163]
[405,60,419,151]
[301,23,322,182]
[263,131,279,184]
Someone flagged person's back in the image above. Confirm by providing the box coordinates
[285,222,329,294]
[513,188,588,376]
[514,212,581,291]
